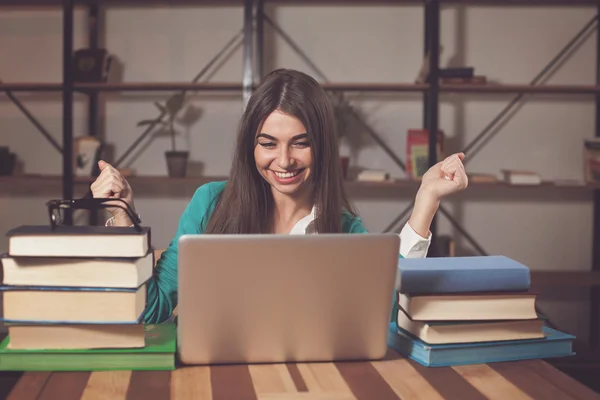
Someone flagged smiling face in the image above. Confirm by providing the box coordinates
[254,109,313,198]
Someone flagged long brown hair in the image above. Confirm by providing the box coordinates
[204,68,356,234]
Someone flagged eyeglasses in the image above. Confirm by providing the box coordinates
[46,198,143,232]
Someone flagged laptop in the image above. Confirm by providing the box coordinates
[176,233,400,365]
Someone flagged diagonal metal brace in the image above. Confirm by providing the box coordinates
[462,15,598,162]
[384,16,598,251]
[383,200,415,233]
[438,204,488,256]
[262,14,406,172]
[0,80,62,154]
[114,28,245,168]
[384,199,489,256]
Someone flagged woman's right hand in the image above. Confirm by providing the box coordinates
[90,160,136,227]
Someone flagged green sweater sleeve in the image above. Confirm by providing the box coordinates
[143,181,225,323]
[344,213,403,259]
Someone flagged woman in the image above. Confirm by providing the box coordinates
[91,68,468,324]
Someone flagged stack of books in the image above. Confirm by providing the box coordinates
[0,224,176,371]
[388,255,575,367]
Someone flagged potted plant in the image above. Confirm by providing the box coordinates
[329,92,375,180]
[137,93,202,177]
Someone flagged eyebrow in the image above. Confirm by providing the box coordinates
[257,133,308,141]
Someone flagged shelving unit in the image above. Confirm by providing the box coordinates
[2,173,600,198]
[1,0,599,350]
[3,82,600,93]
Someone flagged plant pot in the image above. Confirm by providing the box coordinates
[165,151,189,178]
[0,148,16,176]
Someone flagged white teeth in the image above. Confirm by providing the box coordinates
[274,170,300,179]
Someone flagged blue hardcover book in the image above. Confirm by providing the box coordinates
[387,323,575,367]
[396,255,530,294]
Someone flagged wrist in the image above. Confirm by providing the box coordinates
[416,183,441,205]
[408,187,440,238]
[113,213,134,227]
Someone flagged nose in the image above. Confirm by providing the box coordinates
[277,147,293,169]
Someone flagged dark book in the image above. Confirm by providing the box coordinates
[439,67,474,78]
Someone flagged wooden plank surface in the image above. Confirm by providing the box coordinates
[452,364,534,400]
[126,371,171,400]
[1,357,598,400]
[38,372,91,400]
[286,364,309,391]
[171,366,212,400]
[371,353,444,399]
[210,364,258,400]
[521,360,600,400]
[489,361,579,399]
[249,364,297,395]
[335,360,399,400]
[80,371,132,400]
[5,372,50,400]
[408,360,489,400]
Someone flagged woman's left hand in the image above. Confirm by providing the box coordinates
[407,152,468,239]
[419,152,468,201]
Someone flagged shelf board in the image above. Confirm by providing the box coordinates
[1,0,598,5]
[0,83,63,92]
[531,271,600,287]
[1,174,598,197]
[440,83,600,94]
[2,82,599,94]
[0,0,243,5]
[0,82,427,93]
[321,83,428,92]
[0,82,247,92]
[74,82,246,92]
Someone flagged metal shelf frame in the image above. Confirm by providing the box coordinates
[0,0,598,348]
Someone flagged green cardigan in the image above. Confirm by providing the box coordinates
[143,180,375,324]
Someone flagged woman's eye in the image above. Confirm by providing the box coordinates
[259,142,276,148]
[294,142,310,148]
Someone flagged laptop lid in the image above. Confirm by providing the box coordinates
[177,233,399,365]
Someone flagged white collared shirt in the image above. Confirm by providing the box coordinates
[289,206,431,258]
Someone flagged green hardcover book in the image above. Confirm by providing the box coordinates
[0,323,176,371]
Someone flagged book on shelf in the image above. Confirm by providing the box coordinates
[501,169,542,185]
[356,169,391,182]
[406,129,444,180]
[584,138,600,184]
[439,67,474,78]
[6,225,150,258]
[441,76,487,85]
[467,173,498,183]
[0,323,176,371]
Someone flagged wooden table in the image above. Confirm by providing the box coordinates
[1,349,599,400]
